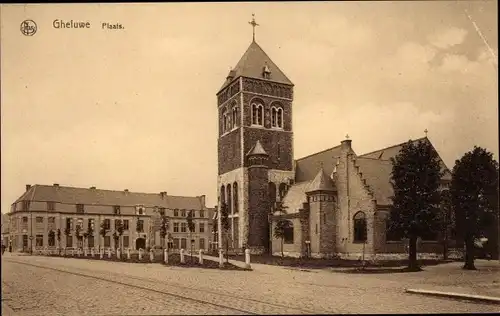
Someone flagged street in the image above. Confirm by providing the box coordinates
[2,254,499,315]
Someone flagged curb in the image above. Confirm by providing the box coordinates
[405,288,500,305]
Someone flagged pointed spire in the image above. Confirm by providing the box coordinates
[307,167,336,193]
[247,140,268,156]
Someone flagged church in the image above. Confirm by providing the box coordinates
[216,18,452,259]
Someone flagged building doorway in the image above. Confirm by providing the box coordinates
[135,237,146,250]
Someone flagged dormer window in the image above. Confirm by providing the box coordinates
[113,205,121,215]
[263,65,271,79]
[251,103,264,126]
[136,205,146,215]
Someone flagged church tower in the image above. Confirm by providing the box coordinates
[216,15,295,254]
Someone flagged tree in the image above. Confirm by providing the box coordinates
[48,230,55,248]
[220,202,230,263]
[99,220,109,251]
[86,221,94,249]
[75,225,82,249]
[212,217,218,253]
[63,226,71,254]
[112,232,119,251]
[56,229,61,254]
[187,210,195,262]
[159,213,169,252]
[115,219,124,252]
[451,146,499,270]
[389,139,443,271]
[274,219,291,257]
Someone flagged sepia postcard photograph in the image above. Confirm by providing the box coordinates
[1,1,499,315]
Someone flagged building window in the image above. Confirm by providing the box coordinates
[48,232,55,246]
[199,223,205,233]
[136,205,146,215]
[48,217,55,224]
[181,222,187,233]
[232,104,238,128]
[47,202,55,211]
[103,236,110,247]
[174,209,179,217]
[123,236,129,248]
[283,220,294,244]
[66,235,73,248]
[88,236,95,248]
[76,218,83,231]
[199,210,204,218]
[180,238,187,249]
[114,219,121,230]
[136,220,144,232]
[22,201,30,211]
[221,108,228,133]
[113,205,121,215]
[353,212,368,243]
[199,238,205,250]
[35,217,43,224]
[35,235,43,247]
[173,222,179,232]
[104,219,111,230]
[88,219,95,231]
[159,208,166,216]
[173,238,180,249]
[251,103,264,126]
[66,218,73,230]
[76,204,84,213]
[181,210,186,217]
[22,235,28,248]
[123,220,129,230]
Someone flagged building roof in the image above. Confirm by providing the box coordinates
[219,40,293,92]
[247,140,268,156]
[295,145,351,183]
[307,168,336,192]
[281,181,311,214]
[354,157,394,206]
[13,185,206,211]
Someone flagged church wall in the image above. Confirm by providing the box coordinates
[218,129,242,175]
[334,142,377,256]
[318,198,336,256]
[271,217,302,257]
[247,165,270,253]
[243,128,293,171]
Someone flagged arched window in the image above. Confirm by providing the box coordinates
[277,108,283,128]
[220,185,226,208]
[284,220,294,244]
[226,184,232,215]
[226,109,232,132]
[221,109,227,133]
[271,107,277,127]
[233,182,238,213]
[232,105,238,128]
[251,103,264,126]
[353,212,367,243]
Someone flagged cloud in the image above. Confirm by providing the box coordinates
[428,27,468,50]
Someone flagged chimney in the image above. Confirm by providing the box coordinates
[26,184,31,192]
[199,195,206,208]
[160,191,167,199]
[340,135,352,153]
[90,186,96,190]
[124,189,129,193]
[53,183,59,187]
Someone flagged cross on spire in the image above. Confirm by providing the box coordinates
[345,134,350,140]
[248,13,259,42]
[424,129,428,137]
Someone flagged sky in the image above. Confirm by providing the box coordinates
[1,1,498,213]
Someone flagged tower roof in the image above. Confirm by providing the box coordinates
[246,140,268,156]
[219,41,293,92]
[307,168,336,193]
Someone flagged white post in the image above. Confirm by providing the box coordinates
[107,248,112,258]
[91,248,95,257]
[139,248,143,260]
[245,248,251,269]
[219,249,224,268]
[117,248,121,259]
[164,248,169,264]
[198,249,203,264]
[180,249,185,263]
[84,247,88,257]
[150,249,154,262]
[127,248,131,260]
[99,248,104,259]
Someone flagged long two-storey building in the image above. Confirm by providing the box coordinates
[8,184,215,253]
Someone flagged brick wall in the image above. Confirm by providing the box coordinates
[247,165,270,252]
[243,128,293,171]
[218,129,242,175]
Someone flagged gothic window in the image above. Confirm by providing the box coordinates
[226,109,232,131]
[232,104,238,128]
[277,108,283,128]
[353,212,367,243]
[226,185,232,214]
[271,107,277,127]
[284,221,294,244]
[233,182,238,213]
[251,103,264,126]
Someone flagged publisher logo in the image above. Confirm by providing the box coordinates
[21,20,37,36]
